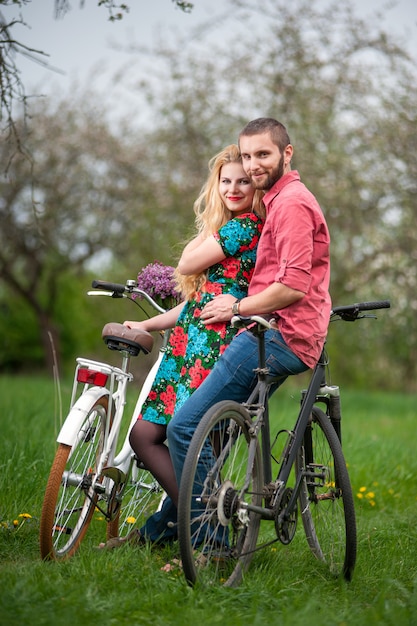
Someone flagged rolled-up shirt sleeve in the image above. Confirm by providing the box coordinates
[273,197,316,294]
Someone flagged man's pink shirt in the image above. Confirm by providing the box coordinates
[248,171,331,369]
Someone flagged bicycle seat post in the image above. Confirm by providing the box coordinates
[255,322,268,379]
[119,350,131,375]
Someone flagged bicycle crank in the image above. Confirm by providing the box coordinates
[102,466,127,519]
[274,487,298,545]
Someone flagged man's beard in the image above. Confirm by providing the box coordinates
[252,153,285,190]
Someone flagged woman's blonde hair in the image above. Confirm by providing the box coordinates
[175,144,265,300]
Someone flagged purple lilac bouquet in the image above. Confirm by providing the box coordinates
[135,261,181,309]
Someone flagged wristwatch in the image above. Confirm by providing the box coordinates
[231,299,241,315]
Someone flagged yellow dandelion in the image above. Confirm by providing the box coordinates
[126,516,136,525]
[369,500,376,507]
[13,520,19,527]
[366,492,375,499]
[356,493,363,499]
[359,486,367,493]
[18,513,32,519]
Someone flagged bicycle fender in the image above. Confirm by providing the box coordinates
[57,387,109,446]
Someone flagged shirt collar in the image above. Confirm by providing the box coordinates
[263,170,300,208]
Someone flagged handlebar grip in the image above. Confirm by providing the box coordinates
[91,280,126,295]
[332,300,391,315]
[356,300,390,311]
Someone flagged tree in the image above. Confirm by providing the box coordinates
[0,93,151,372]
[0,0,193,166]
[0,88,207,374]
[1,0,416,390]
[120,0,417,389]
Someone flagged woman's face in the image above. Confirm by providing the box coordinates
[219,162,255,215]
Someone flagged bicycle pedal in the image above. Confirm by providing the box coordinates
[102,466,126,484]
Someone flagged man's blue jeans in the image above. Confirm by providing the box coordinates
[139,328,308,542]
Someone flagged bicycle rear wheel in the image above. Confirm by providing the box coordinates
[297,406,357,580]
[178,400,263,588]
[40,395,108,560]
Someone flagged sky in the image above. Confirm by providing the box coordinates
[2,0,417,114]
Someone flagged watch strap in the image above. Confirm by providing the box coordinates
[232,299,241,315]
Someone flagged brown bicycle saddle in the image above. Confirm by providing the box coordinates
[102,322,154,357]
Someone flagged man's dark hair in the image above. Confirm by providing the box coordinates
[239,118,291,152]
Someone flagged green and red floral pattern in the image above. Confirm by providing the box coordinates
[139,212,263,425]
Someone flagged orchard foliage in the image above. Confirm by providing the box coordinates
[0,0,416,389]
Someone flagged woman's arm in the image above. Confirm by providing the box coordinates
[177,234,225,275]
[180,233,205,254]
[124,301,185,332]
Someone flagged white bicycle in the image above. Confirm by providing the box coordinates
[40,279,169,560]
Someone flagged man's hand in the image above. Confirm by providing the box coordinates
[200,294,237,324]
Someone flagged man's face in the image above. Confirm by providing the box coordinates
[239,132,289,191]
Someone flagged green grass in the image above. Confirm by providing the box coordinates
[1,375,417,626]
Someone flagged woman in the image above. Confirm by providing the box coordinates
[99,145,264,548]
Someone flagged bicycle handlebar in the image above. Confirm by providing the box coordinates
[91,279,126,296]
[331,300,390,321]
[90,279,167,313]
[233,300,391,331]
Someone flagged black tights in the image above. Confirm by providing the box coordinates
[129,419,179,507]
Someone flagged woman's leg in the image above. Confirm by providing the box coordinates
[98,419,178,549]
[129,419,179,506]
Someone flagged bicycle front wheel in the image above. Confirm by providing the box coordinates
[40,395,108,560]
[297,406,357,580]
[178,401,263,588]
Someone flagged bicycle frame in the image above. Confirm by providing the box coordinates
[236,301,388,523]
[237,327,335,521]
[58,334,169,507]
[56,280,171,509]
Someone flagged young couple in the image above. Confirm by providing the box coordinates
[100,117,331,549]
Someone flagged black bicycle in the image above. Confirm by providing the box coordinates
[177,300,390,587]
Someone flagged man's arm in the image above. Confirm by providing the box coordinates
[200,282,304,325]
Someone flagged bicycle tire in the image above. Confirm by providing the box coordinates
[178,400,263,588]
[296,406,357,580]
[40,395,108,560]
[106,467,166,539]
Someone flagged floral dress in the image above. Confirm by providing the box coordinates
[139,212,264,425]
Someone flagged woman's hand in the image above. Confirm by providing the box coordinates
[123,320,149,331]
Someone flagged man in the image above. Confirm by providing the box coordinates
[200,117,331,366]
[125,117,331,544]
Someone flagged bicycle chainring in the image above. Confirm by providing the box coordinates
[274,487,298,544]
